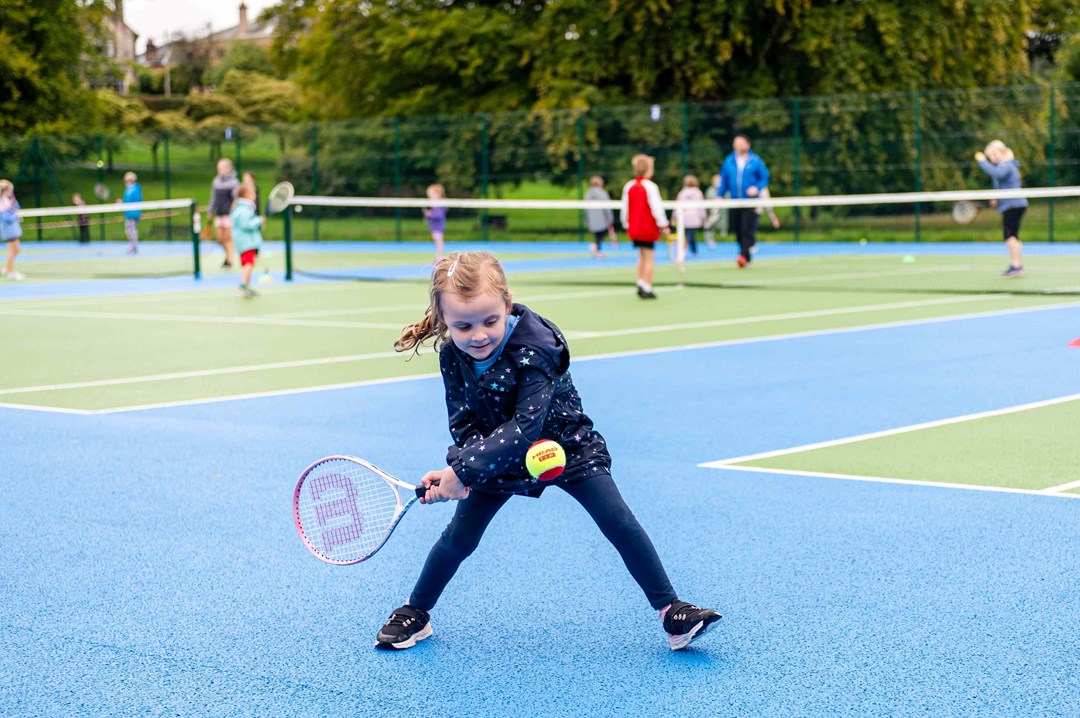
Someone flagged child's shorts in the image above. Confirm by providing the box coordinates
[632,240,657,250]
[240,249,258,266]
[214,216,233,229]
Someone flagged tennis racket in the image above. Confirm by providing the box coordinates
[293,455,433,565]
[952,200,980,225]
[265,181,295,216]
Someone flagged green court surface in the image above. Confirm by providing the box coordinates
[720,397,1080,497]
[2,261,1076,413]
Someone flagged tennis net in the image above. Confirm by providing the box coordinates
[14,199,202,279]
[279,187,1080,295]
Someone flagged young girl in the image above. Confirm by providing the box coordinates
[620,154,670,299]
[423,183,447,262]
[976,140,1027,277]
[229,185,264,297]
[674,175,708,256]
[0,180,25,280]
[121,172,143,254]
[378,252,720,651]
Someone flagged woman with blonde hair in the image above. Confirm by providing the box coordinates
[975,140,1027,277]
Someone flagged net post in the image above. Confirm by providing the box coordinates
[235,127,242,175]
[310,123,320,242]
[792,97,801,243]
[284,204,294,282]
[913,90,922,242]
[481,113,490,242]
[190,199,201,280]
[577,110,585,243]
[97,134,106,242]
[1048,84,1056,243]
[33,138,42,240]
[164,131,172,241]
[393,117,402,243]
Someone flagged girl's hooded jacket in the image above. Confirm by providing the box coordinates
[440,304,612,496]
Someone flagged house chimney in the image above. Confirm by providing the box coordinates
[238,2,249,35]
[115,0,124,18]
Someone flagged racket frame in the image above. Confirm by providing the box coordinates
[293,454,425,565]
[266,181,296,216]
[952,200,979,225]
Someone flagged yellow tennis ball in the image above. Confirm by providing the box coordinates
[525,440,566,481]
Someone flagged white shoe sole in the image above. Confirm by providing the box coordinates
[668,616,719,651]
[376,622,432,650]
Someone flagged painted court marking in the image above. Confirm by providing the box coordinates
[700,392,1080,499]
[0,307,404,330]
[0,295,1050,401]
[565,295,1003,339]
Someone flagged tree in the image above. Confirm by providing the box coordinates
[210,44,277,86]
[217,70,302,124]
[0,0,110,138]
[165,28,216,95]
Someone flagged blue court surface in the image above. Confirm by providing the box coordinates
[2,279,1079,717]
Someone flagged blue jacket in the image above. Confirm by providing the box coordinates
[977,159,1028,213]
[440,304,612,496]
[0,198,22,241]
[718,151,770,200]
[229,198,264,253]
[122,183,143,220]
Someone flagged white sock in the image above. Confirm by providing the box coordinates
[636,279,646,289]
[643,283,653,293]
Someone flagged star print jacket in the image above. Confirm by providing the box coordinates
[442,304,612,496]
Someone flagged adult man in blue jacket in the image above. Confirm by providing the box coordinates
[718,134,770,266]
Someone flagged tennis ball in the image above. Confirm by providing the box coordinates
[902,255,916,263]
[525,440,566,481]
[96,160,104,168]
[859,238,868,246]
[258,273,272,284]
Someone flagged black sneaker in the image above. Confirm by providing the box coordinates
[663,600,721,650]
[375,605,432,650]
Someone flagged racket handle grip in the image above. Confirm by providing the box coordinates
[414,485,427,499]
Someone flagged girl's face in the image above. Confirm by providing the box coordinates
[441,290,511,361]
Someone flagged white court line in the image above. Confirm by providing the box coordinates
[700,392,1080,467]
[0,350,402,396]
[710,465,1080,500]
[1042,478,1080,493]
[0,307,403,330]
[265,287,675,320]
[565,295,1003,339]
[2,298,1079,414]
[0,401,93,415]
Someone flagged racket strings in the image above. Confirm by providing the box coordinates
[296,461,401,562]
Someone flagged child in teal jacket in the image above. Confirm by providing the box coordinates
[229,185,264,297]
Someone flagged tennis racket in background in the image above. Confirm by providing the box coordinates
[952,200,981,225]
[293,455,433,565]
[265,181,295,216]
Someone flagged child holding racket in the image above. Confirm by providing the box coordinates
[229,185,264,297]
[975,140,1027,277]
[378,251,720,651]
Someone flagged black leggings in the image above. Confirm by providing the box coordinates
[408,475,678,611]
[729,208,758,261]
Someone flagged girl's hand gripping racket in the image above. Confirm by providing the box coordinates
[293,455,433,565]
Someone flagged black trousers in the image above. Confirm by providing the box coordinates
[729,208,758,261]
[408,474,678,611]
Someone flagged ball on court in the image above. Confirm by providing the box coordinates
[96,160,104,168]
[525,440,566,481]
[258,274,272,284]
[902,254,916,263]
[859,238,868,246]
